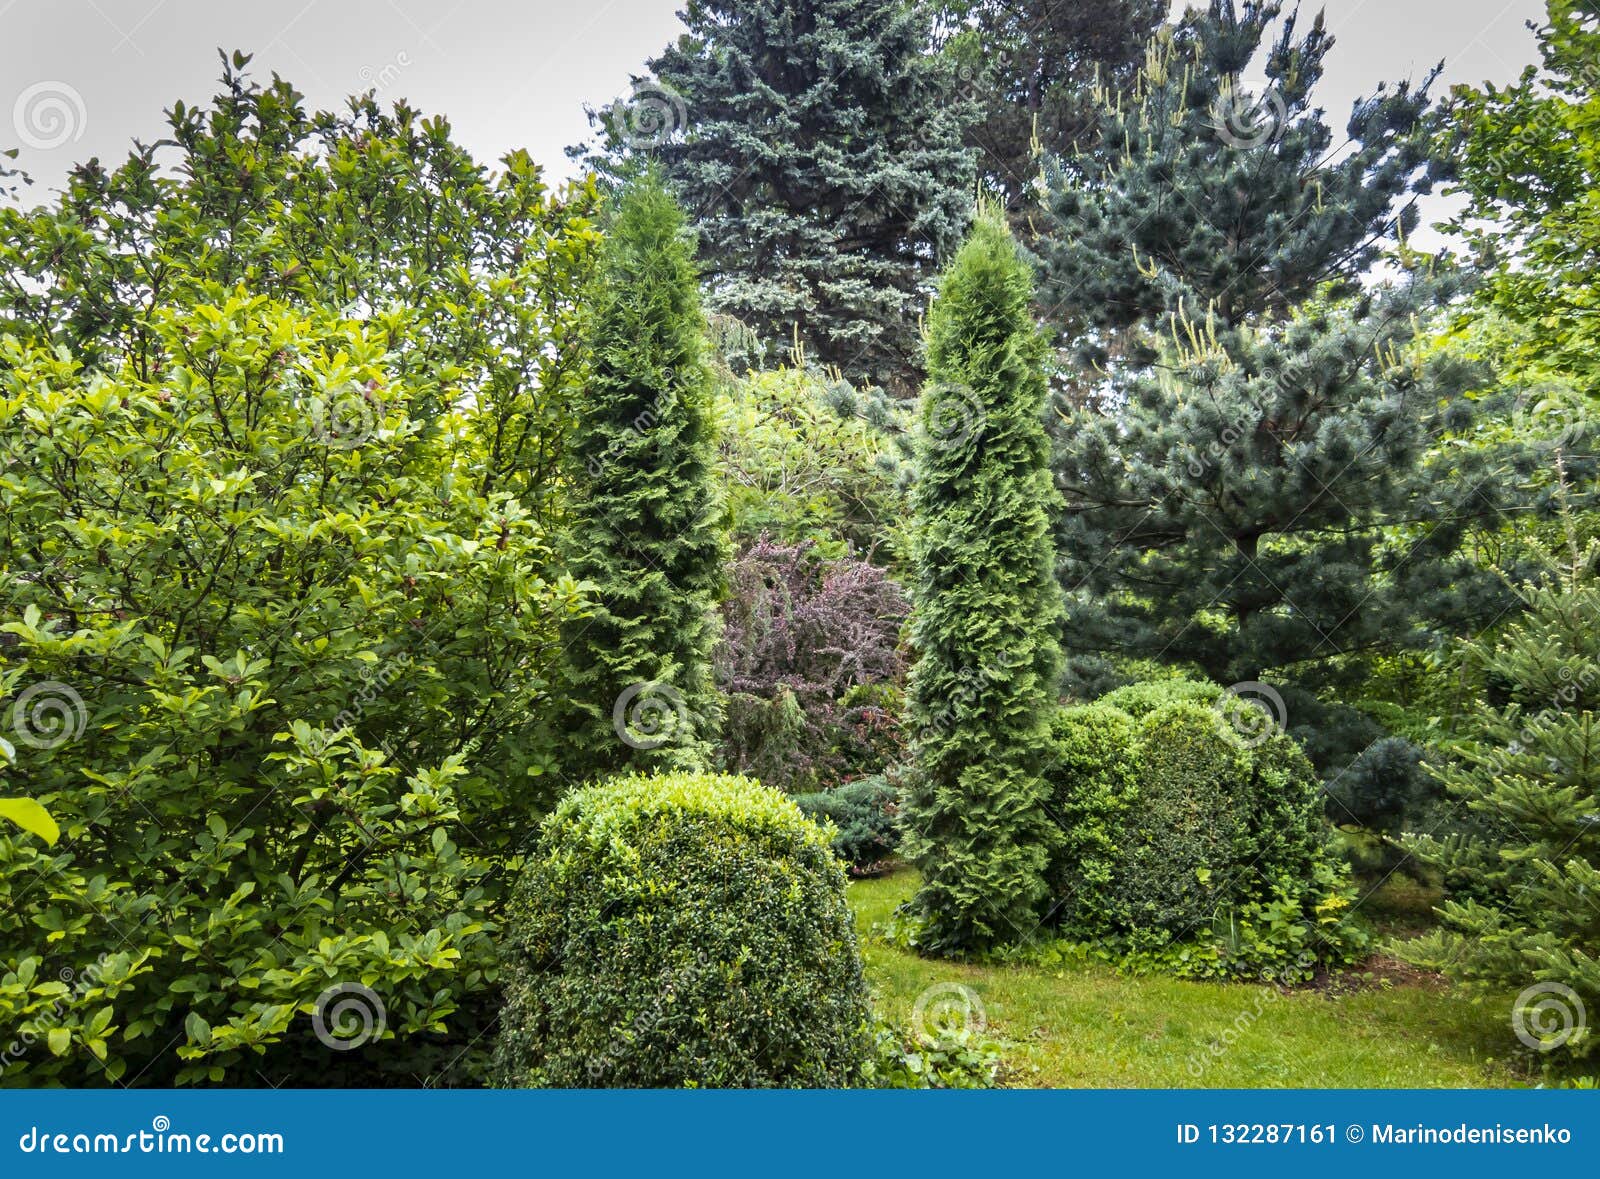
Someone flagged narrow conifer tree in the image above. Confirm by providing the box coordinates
[901,214,1064,955]
[561,176,724,777]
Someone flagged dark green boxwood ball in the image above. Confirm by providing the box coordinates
[1042,703,1140,924]
[1112,701,1250,933]
[493,772,872,1088]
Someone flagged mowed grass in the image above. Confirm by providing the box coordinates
[849,868,1523,1088]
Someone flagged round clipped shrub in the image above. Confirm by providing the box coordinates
[1041,690,1361,976]
[1097,677,1221,718]
[1234,727,1331,884]
[1042,704,1140,930]
[493,771,872,1088]
[1112,701,1250,933]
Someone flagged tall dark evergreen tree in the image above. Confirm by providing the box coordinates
[901,213,1063,955]
[1039,1,1522,762]
[1039,0,1439,357]
[938,0,1165,220]
[588,0,976,393]
[1055,281,1517,764]
[561,176,725,777]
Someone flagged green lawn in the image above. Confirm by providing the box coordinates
[849,868,1523,1088]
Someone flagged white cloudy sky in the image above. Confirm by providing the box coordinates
[1,0,1549,241]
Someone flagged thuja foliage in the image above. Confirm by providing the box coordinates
[559,176,725,778]
[0,63,597,1086]
[1398,536,1600,1074]
[901,215,1064,955]
[597,0,976,391]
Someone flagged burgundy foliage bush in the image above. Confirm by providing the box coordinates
[715,537,908,792]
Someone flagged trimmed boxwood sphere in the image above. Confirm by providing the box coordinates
[1111,701,1250,933]
[1096,677,1221,718]
[492,771,872,1088]
[1042,703,1140,926]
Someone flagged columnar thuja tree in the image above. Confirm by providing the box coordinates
[561,175,725,777]
[901,214,1064,955]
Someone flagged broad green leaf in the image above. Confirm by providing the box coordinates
[0,798,59,845]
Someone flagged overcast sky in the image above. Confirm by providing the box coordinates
[2,0,1549,243]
